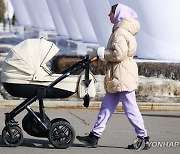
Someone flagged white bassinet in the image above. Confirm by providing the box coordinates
[1,38,79,98]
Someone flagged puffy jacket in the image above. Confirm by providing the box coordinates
[103,18,140,93]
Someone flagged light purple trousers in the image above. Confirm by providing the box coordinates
[92,91,147,138]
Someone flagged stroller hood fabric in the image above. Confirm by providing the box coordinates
[1,38,60,83]
[1,38,79,93]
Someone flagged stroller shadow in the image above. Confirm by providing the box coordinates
[0,135,52,149]
[0,135,126,149]
[22,138,51,149]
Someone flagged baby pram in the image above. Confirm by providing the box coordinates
[1,38,94,148]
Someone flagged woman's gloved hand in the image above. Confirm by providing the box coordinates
[89,47,105,67]
[97,47,105,61]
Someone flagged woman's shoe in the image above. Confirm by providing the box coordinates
[76,132,99,148]
[127,136,150,151]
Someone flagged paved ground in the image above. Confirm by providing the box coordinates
[0,107,180,154]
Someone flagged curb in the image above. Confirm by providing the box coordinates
[0,99,180,111]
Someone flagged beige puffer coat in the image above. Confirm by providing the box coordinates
[103,18,140,93]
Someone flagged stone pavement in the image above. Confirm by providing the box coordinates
[0,107,180,154]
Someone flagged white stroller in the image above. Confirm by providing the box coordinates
[1,38,94,148]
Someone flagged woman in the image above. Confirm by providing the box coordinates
[76,3,150,151]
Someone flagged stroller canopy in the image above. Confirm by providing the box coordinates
[1,38,60,83]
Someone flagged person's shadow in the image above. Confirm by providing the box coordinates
[72,143,126,149]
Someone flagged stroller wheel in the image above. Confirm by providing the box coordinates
[2,125,23,147]
[48,121,75,149]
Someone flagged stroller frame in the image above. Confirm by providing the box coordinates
[2,56,92,149]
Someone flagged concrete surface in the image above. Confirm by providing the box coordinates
[0,107,180,154]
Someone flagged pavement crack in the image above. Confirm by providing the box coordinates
[68,111,90,126]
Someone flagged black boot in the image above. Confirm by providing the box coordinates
[127,136,150,151]
[76,132,99,148]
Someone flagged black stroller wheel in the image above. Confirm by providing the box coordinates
[2,125,23,147]
[48,121,75,149]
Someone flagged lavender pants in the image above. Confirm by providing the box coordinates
[92,91,147,138]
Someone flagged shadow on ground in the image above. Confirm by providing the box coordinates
[0,135,126,149]
[114,112,180,118]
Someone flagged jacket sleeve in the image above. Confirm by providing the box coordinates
[104,34,129,63]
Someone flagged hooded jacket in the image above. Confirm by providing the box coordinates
[103,18,140,93]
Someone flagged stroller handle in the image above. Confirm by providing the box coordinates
[48,55,93,88]
[90,56,98,62]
